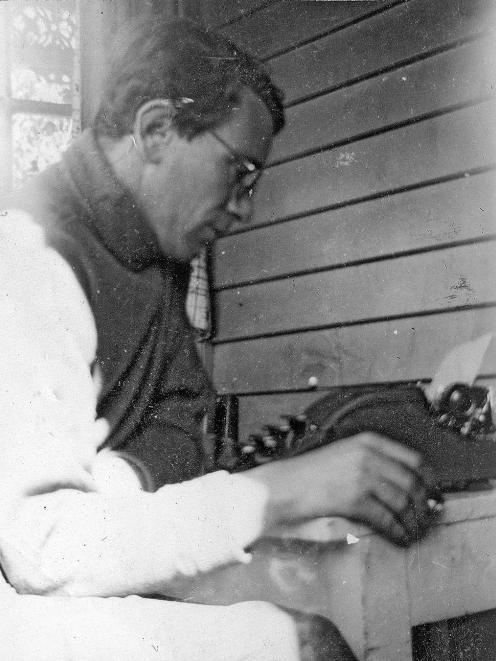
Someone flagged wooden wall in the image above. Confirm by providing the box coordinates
[198,0,496,439]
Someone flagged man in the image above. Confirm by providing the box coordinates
[0,17,437,660]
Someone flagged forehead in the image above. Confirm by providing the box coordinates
[215,87,274,164]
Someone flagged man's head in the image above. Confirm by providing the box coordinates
[93,19,285,261]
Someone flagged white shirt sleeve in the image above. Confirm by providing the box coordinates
[0,210,271,599]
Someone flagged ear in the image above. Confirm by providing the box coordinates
[133,99,178,163]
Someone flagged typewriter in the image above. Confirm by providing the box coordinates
[207,334,496,492]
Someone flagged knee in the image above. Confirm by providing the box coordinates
[276,606,358,661]
[229,601,357,661]
[228,601,300,660]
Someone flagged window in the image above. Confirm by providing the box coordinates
[0,0,80,194]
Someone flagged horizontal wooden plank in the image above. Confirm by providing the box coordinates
[219,0,393,60]
[270,35,496,164]
[199,0,274,28]
[235,376,496,440]
[215,241,496,340]
[214,308,496,393]
[214,171,496,288]
[270,0,496,106]
[252,99,496,226]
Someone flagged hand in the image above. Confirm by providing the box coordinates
[252,432,440,546]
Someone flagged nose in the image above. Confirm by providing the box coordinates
[226,193,254,226]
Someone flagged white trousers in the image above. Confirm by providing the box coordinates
[0,580,300,661]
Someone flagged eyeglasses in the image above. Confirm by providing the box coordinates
[208,129,264,200]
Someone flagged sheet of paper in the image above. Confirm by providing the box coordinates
[424,333,494,402]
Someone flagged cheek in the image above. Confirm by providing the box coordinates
[188,159,231,209]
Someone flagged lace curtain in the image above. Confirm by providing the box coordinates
[6,1,78,190]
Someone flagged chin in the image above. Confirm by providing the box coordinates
[184,237,207,261]
[176,247,200,263]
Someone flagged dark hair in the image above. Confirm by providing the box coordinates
[93,18,285,139]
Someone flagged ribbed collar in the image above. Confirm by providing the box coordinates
[60,128,163,271]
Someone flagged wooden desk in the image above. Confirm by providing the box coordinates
[186,488,496,660]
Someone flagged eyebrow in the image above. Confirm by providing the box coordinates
[209,129,264,172]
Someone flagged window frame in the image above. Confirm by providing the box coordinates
[0,2,77,196]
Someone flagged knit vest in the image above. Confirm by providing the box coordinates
[8,130,213,487]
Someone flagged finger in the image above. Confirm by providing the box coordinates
[369,475,429,541]
[366,455,437,537]
[400,492,433,541]
[365,432,423,470]
[366,433,437,489]
[399,478,444,539]
[367,452,433,504]
[370,477,414,539]
[358,495,410,546]
[367,452,415,493]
